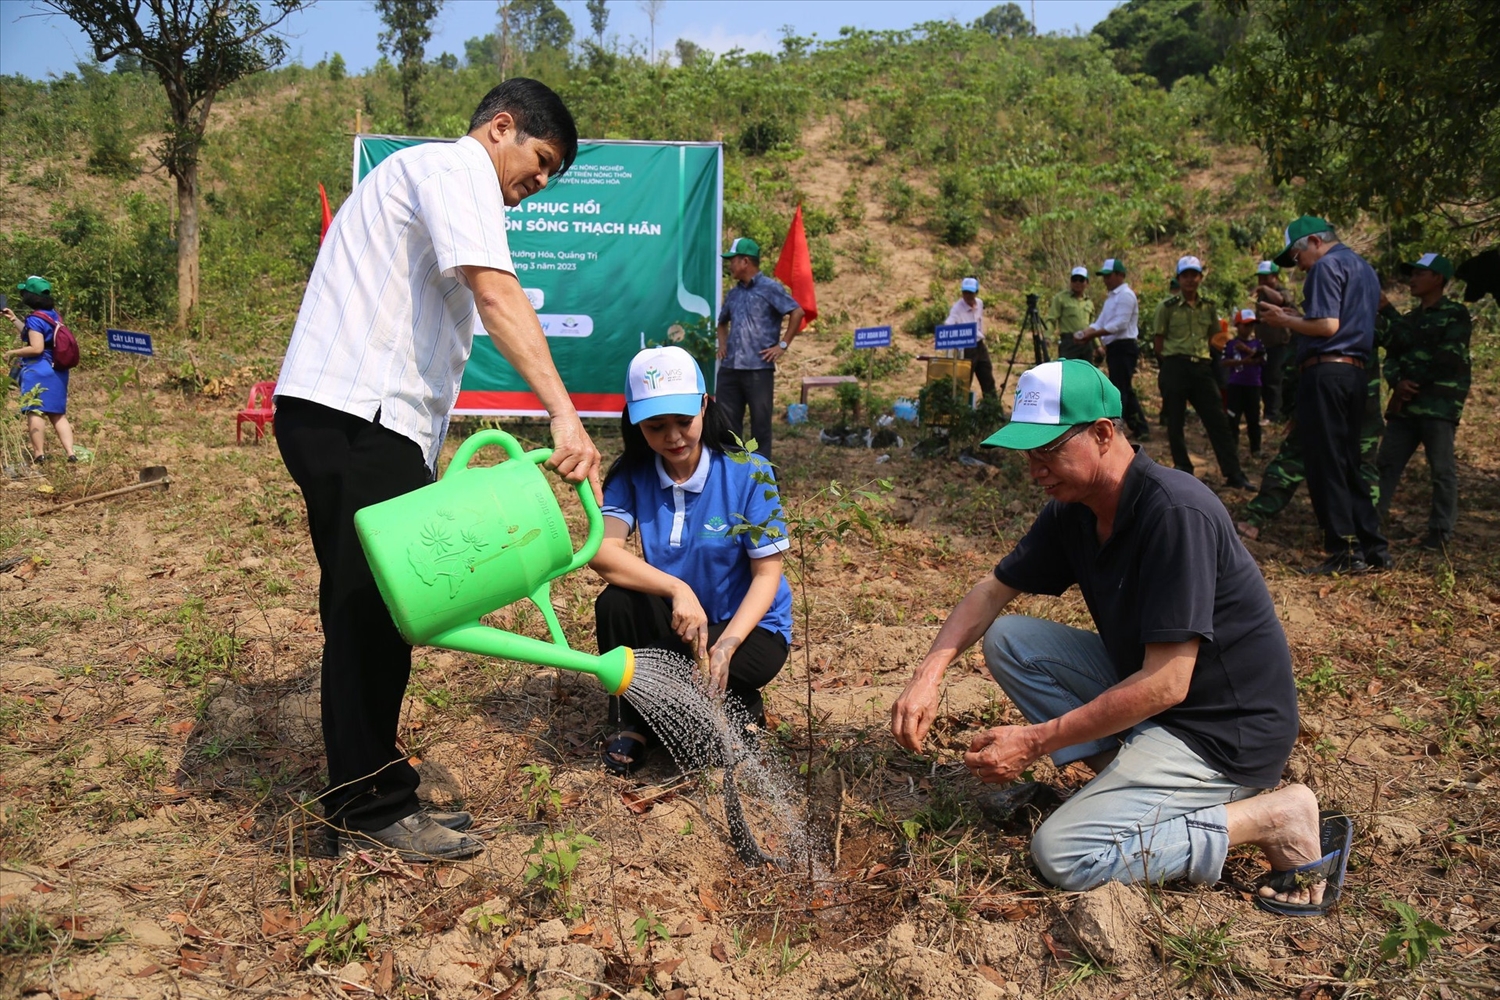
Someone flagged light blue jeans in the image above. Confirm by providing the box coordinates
[983,615,1260,891]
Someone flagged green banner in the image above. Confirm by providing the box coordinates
[354,135,723,415]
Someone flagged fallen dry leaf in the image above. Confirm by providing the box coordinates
[698,886,722,912]
[1040,931,1073,963]
[570,921,595,939]
[373,950,394,995]
[976,964,1006,987]
[168,719,195,736]
[711,941,730,963]
[261,907,301,937]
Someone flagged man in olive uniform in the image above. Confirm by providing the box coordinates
[1375,253,1472,552]
[1253,261,1297,422]
[1051,266,1097,362]
[1153,256,1251,489]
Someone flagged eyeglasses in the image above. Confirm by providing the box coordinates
[1024,423,1093,460]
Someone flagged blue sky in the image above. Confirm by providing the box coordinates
[0,0,1120,80]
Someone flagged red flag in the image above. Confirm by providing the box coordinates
[318,183,333,244]
[773,205,818,331]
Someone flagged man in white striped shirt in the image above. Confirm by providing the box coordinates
[275,79,600,861]
[1074,258,1151,440]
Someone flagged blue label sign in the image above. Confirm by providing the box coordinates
[853,325,892,349]
[106,329,154,356]
[934,323,978,350]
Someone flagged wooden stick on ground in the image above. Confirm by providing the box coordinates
[38,477,171,515]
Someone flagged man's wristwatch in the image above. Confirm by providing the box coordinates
[778,340,790,350]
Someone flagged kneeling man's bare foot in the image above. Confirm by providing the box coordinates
[1226,783,1325,907]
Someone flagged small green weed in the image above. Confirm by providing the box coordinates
[302,909,369,966]
[1297,657,1346,700]
[520,763,561,821]
[523,825,597,916]
[632,907,670,950]
[1378,898,1450,969]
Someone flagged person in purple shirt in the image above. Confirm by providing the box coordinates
[1222,308,1265,457]
[1260,216,1390,575]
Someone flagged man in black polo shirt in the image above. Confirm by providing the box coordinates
[890,360,1351,915]
[1259,217,1390,574]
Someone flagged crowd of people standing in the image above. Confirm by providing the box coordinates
[1039,224,1474,573]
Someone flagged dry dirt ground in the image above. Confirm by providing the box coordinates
[2,337,1499,1000]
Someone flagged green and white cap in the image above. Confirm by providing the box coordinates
[1096,258,1126,275]
[720,237,761,259]
[14,275,51,295]
[1402,252,1454,279]
[1255,260,1280,276]
[1274,215,1333,267]
[982,359,1122,450]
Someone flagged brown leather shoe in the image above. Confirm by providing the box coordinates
[340,812,483,862]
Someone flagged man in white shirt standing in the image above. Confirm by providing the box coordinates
[1074,258,1150,440]
[275,79,602,861]
[945,276,997,400]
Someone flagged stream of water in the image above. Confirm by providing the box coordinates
[620,647,818,871]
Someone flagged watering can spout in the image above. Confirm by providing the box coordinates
[433,623,635,695]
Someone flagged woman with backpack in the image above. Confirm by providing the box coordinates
[3,275,78,463]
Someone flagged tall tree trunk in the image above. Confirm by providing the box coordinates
[175,161,200,330]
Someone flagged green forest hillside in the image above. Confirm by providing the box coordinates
[0,3,1493,377]
[0,17,1295,356]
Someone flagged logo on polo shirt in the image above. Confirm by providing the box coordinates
[701,515,729,535]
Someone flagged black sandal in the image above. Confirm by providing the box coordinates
[602,733,648,776]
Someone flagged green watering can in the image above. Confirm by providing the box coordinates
[354,428,633,695]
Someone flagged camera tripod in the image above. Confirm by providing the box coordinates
[996,292,1051,411]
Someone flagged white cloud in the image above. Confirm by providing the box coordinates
[673,23,776,57]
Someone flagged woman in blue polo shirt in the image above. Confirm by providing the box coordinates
[592,346,792,775]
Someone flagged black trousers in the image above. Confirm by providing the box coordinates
[1225,383,1262,454]
[964,339,998,398]
[716,367,775,460]
[1261,342,1289,420]
[1157,355,1245,481]
[595,585,788,741]
[1105,340,1149,435]
[274,397,431,831]
[1297,363,1388,558]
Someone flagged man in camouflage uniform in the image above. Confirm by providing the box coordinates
[1375,253,1472,552]
[1237,353,1384,540]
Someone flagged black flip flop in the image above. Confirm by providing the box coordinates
[602,734,648,777]
[1253,810,1354,917]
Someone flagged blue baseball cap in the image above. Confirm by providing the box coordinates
[961,277,980,293]
[625,346,706,423]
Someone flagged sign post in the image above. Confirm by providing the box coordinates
[933,323,978,351]
[105,329,154,356]
[853,326,892,416]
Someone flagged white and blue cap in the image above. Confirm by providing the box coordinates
[1070,266,1089,279]
[1176,255,1204,274]
[961,277,980,293]
[625,346,706,423]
